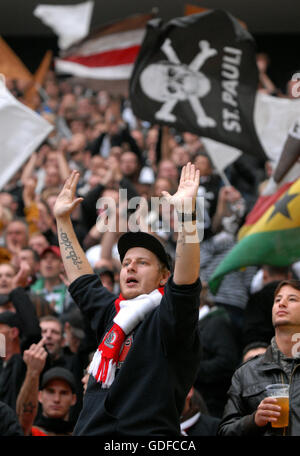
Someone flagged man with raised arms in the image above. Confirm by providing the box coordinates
[53,163,201,435]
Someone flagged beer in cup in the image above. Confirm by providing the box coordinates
[265,383,290,428]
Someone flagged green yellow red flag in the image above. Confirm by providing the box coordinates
[209,178,300,294]
[238,181,294,240]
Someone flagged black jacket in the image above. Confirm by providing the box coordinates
[10,287,42,350]
[184,414,221,436]
[218,345,300,436]
[194,306,240,418]
[0,401,23,436]
[242,281,279,354]
[0,355,26,411]
[89,126,143,163]
[0,287,41,410]
[69,273,201,436]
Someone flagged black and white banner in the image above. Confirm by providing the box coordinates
[130,9,266,159]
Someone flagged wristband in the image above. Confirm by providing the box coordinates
[176,210,197,222]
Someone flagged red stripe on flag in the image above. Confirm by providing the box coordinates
[63,45,141,68]
[244,181,294,226]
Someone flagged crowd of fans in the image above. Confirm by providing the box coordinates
[0,51,299,436]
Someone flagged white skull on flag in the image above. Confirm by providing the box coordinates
[140,38,217,127]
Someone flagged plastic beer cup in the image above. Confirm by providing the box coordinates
[265,383,289,428]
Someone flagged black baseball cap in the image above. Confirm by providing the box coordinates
[41,367,76,393]
[60,309,85,340]
[117,231,171,270]
[0,311,22,333]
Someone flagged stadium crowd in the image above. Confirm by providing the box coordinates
[0,51,299,436]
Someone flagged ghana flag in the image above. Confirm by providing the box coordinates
[209,178,300,294]
[237,181,294,240]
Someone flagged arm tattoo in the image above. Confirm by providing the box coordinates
[59,229,83,270]
[22,401,36,414]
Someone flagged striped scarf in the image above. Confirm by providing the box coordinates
[89,287,164,388]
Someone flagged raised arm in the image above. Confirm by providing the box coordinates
[20,153,38,186]
[162,162,200,285]
[56,148,72,182]
[10,264,42,350]
[53,171,94,284]
[16,339,47,436]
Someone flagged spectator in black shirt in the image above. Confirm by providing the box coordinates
[53,165,201,435]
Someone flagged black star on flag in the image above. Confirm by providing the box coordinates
[267,192,299,222]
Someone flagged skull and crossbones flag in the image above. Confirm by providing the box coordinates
[129,9,267,159]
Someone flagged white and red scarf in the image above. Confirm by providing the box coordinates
[89,287,164,388]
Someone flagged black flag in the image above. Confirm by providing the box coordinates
[129,9,266,159]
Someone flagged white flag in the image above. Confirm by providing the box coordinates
[54,12,153,82]
[34,1,94,50]
[201,137,242,178]
[201,93,300,182]
[0,75,53,190]
[254,92,300,164]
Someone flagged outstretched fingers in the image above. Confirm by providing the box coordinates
[71,196,84,211]
[181,162,200,185]
[161,190,171,202]
[54,170,83,219]
[69,170,80,196]
[194,167,200,186]
[64,170,75,190]
[63,170,79,192]
[180,164,186,185]
[190,162,195,181]
[185,162,191,181]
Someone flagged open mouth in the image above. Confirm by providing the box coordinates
[126,277,138,285]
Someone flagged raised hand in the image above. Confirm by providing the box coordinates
[12,260,32,288]
[22,177,37,206]
[53,170,83,220]
[161,162,200,214]
[106,155,122,182]
[23,338,48,375]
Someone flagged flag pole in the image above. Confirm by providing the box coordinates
[0,37,33,83]
[205,147,233,187]
[216,168,232,187]
[23,50,53,109]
